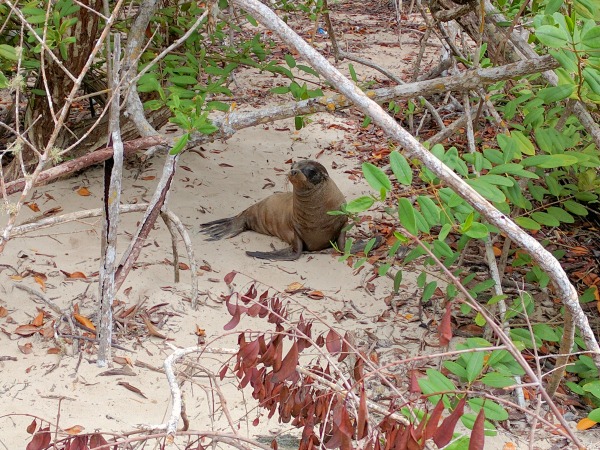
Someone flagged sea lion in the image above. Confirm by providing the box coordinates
[199,160,348,260]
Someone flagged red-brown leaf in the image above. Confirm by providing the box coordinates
[325,329,342,355]
[433,396,466,447]
[271,341,298,383]
[89,433,109,448]
[409,370,421,393]
[468,408,486,450]
[439,302,453,346]
[223,304,241,330]
[26,427,51,450]
[224,271,237,284]
[424,397,445,441]
[14,324,40,337]
[357,387,369,439]
[26,419,37,434]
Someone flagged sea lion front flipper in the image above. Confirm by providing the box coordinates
[246,246,302,261]
[199,216,246,241]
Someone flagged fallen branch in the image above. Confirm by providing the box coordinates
[3,136,165,196]
[189,54,559,145]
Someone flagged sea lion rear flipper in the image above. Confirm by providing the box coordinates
[199,216,245,241]
[246,246,302,261]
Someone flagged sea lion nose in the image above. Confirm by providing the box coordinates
[290,169,299,176]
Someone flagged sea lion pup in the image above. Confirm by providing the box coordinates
[199,160,348,260]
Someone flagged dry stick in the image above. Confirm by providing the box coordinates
[161,212,180,283]
[232,0,592,445]
[232,0,599,375]
[97,34,123,367]
[0,0,125,255]
[114,154,178,292]
[4,136,166,196]
[189,54,559,147]
[162,210,199,307]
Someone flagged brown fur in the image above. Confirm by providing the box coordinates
[199,160,347,260]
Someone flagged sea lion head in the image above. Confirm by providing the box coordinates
[288,160,329,191]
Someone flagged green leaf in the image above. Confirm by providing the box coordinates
[417,196,440,226]
[531,212,560,227]
[345,196,374,213]
[270,86,290,95]
[512,131,536,156]
[390,151,412,185]
[393,270,403,293]
[535,25,570,48]
[463,351,484,383]
[478,174,514,187]
[468,398,509,421]
[522,154,579,168]
[439,223,452,241]
[583,67,600,96]
[398,198,417,235]
[583,381,600,400]
[466,179,506,203]
[170,133,190,155]
[169,75,197,85]
[546,206,575,223]
[297,64,319,77]
[362,162,391,193]
[0,71,8,89]
[582,26,600,50]
[197,122,218,135]
[588,408,600,422]
[480,373,515,388]
[348,63,357,82]
[514,216,541,230]
[422,281,437,303]
[464,222,489,239]
[433,240,454,258]
[0,44,18,61]
[444,361,468,379]
[532,324,559,342]
[563,200,588,216]
[284,53,296,68]
[537,85,575,103]
[378,263,391,276]
[294,115,304,130]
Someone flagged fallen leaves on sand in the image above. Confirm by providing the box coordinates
[14,324,40,337]
[18,342,33,354]
[64,425,84,435]
[74,313,95,331]
[118,381,148,398]
[76,186,91,196]
[61,270,87,279]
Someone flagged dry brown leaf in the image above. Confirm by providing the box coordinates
[178,262,189,270]
[502,443,517,450]
[307,290,324,299]
[141,176,155,180]
[0,306,8,317]
[73,313,95,331]
[32,311,44,327]
[9,275,23,281]
[47,347,61,354]
[576,418,597,430]
[18,342,33,354]
[77,186,91,196]
[571,246,590,256]
[26,202,40,212]
[285,281,304,292]
[99,366,136,377]
[64,425,84,435]
[117,381,147,398]
[26,419,37,434]
[34,275,46,292]
[195,326,206,337]
[113,356,133,366]
[61,270,87,279]
[14,324,40,336]
[141,314,167,339]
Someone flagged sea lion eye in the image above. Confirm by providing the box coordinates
[304,167,319,183]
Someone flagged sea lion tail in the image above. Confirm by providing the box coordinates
[199,216,246,241]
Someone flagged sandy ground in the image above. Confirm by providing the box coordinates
[2,6,600,450]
